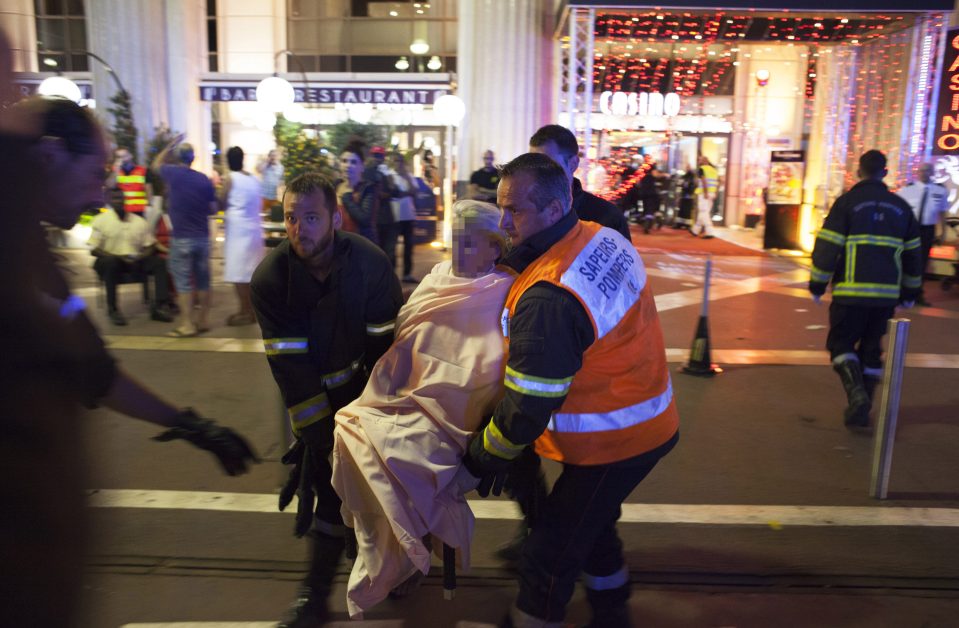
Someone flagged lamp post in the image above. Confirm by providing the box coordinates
[38,50,128,103]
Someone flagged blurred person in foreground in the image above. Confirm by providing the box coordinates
[250,173,403,626]
[810,150,922,431]
[331,200,514,618]
[0,94,256,627]
[463,153,678,627]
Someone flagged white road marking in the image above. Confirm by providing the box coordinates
[102,337,959,368]
[122,622,401,627]
[89,489,959,528]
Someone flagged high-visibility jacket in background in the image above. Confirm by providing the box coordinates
[116,165,149,214]
[490,219,678,466]
[695,163,718,199]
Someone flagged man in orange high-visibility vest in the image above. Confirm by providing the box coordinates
[112,147,151,215]
[463,153,679,628]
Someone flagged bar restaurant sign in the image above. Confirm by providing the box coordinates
[199,83,446,106]
[934,28,959,154]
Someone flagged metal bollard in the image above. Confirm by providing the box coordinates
[870,318,910,499]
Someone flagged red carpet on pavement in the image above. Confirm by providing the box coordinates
[629,225,765,256]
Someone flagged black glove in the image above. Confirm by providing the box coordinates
[505,446,547,528]
[153,408,257,476]
[463,433,514,498]
[278,439,316,538]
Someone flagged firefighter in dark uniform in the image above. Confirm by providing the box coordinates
[809,150,922,430]
[0,96,257,627]
[464,153,679,627]
[250,172,403,627]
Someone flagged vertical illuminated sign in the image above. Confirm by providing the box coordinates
[933,29,959,154]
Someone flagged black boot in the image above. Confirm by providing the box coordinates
[834,359,871,428]
[278,531,345,628]
[585,584,632,628]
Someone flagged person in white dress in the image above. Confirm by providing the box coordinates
[220,146,265,325]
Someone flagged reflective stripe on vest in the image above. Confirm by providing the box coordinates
[696,164,718,196]
[117,166,148,210]
[548,377,673,433]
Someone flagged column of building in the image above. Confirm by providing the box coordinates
[455,0,555,190]
[86,0,210,172]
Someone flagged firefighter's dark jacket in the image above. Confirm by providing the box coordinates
[572,177,632,242]
[488,209,596,452]
[250,232,402,445]
[810,179,922,308]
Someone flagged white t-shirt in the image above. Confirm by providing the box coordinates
[897,181,949,227]
[88,208,156,257]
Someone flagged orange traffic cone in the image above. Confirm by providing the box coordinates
[682,255,722,376]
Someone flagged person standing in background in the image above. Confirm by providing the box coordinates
[257,149,284,212]
[692,155,717,238]
[897,162,949,306]
[468,149,499,202]
[528,124,631,242]
[151,135,218,338]
[220,146,264,326]
[389,152,420,283]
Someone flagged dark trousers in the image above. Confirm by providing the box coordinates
[641,195,660,217]
[377,222,399,270]
[516,434,678,622]
[919,225,936,295]
[93,254,169,311]
[396,220,415,276]
[826,301,895,370]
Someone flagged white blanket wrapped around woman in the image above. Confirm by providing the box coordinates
[332,259,514,618]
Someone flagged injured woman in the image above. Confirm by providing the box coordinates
[331,200,513,618]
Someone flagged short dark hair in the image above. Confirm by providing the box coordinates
[499,152,572,214]
[282,172,337,214]
[529,124,579,160]
[226,146,244,171]
[13,96,101,155]
[177,143,195,166]
[343,140,365,162]
[859,150,887,177]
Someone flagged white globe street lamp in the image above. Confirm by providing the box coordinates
[409,39,430,56]
[427,55,442,71]
[256,75,296,112]
[395,56,410,71]
[38,76,82,103]
[433,93,466,127]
